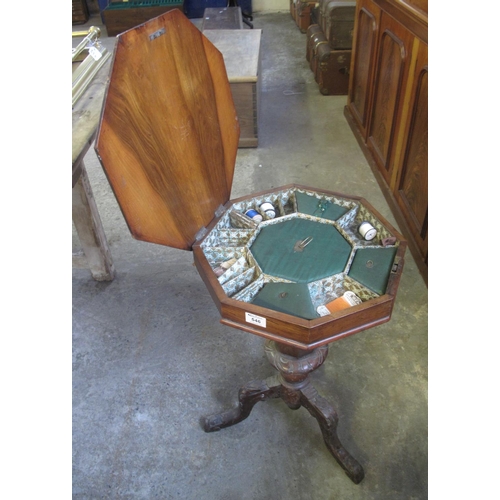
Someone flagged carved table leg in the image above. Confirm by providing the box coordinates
[266,340,364,484]
[299,384,364,484]
[202,376,282,432]
[202,340,364,483]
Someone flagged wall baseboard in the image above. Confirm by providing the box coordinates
[253,0,289,12]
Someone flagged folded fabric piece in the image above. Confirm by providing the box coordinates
[251,283,319,320]
[348,247,397,295]
[295,191,349,221]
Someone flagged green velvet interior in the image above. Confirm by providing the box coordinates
[348,247,397,295]
[251,283,319,320]
[295,191,349,221]
[250,218,352,283]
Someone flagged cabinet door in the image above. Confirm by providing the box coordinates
[366,12,414,186]
[394,40,428,259]
[347,0,381,139]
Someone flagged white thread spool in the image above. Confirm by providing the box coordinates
[260,202,276,218]
[358,221,377,241]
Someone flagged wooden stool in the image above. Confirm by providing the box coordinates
[72,56,115,281]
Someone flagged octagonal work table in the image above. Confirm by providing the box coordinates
[95,10,407,484]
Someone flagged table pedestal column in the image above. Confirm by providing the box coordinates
[202,340,364,484]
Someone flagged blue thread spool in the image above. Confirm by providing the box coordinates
[245,209,263,222]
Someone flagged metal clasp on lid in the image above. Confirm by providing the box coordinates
[149,28,166,41]
[391,256,401,273]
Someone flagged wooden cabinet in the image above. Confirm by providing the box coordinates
[345,0,428,282]
[203,29,262,148]
[348,0,381,137]
[103,2,184,36]
[72,0,89,24]
[394,40,428,262]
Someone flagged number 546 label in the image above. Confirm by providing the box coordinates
[245,312,266,328]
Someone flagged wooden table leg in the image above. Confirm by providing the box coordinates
[202,340,364,483]
[202,376,282,432]
[299,383,364,484]
[72,161,115,281]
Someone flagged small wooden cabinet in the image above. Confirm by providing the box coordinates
[345,0,427,282]
[203,29,262,148]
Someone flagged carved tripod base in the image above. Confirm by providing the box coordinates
[202,340,364,484]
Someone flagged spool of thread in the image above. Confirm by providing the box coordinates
[213,266,225,277]
[230,210,258,229]
[245,209,263,222]
[358,221,377,241]
[260,202,276,219]
[316,291,362,316]
[213,257,237,277]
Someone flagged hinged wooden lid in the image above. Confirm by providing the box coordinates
[95,9,240,250]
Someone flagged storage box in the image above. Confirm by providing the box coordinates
[323,1,356,48]
[184,0,226,18]
[201,7,243,29]
[315,47,351,95]
[103,0,184,36]
[73,0,89,24]
[194,186,405,346]
[203,29,262,148]
[292,0,316,32]
[95,10,406,349]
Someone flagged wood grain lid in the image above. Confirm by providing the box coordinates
[96,9,240,250]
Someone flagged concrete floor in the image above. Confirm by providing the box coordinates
[73,11,428,499]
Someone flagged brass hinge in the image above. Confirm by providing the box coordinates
[214,205,225,218]
[194,206,225,242]
[194,226,208,242]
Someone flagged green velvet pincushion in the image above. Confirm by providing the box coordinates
[251,283,319,320]
[295,191,349,221]
[250,218,352,283]
[348,247,397,295]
